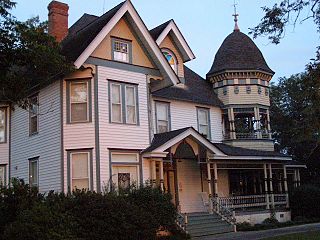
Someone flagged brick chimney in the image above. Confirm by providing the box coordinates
[48,1,69,42]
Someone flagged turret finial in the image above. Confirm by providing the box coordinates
[232,0,240,32]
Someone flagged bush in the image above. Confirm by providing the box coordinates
[290,184,320,219]
[0,180,177,240]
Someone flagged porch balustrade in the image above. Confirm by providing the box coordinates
[215,194,288,210]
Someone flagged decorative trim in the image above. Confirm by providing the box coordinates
[94,66,101,192]
[60,79,64,192]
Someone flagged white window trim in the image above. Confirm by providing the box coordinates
[70,152,91,190]
[197,108,210,139]
[111,152,139,163]
[29,158,39,187]
[0,108,7,143]
[124,85,137,124]
[155,101,170,133]
[29,95,39,135]
[110,82,123,123]
[70,81,90,123]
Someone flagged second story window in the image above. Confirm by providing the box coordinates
[29,95,39,135]
[162,49,177,74]
[156,102,170,133]
[69,81,90,123]
[197,108,210,139]
[112,38,131,63]
[110,82,138,125]
[0,108,6,143]
[29,157,39,187]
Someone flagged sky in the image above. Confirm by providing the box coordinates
[12,0,319,82]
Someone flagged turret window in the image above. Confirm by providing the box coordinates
[227,79,234,85]
[234,108,257,139]
[218,81,224,87]
[234,86,239,94]
[250,79,258,84]
[246,86,251,94]
[238,79,246,85]
[258,86,262,94]
[265,88,269,96]
[223,87,228,95]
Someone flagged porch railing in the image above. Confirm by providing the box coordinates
[217,194,288,210]
[176,212,188,233]
[211,197,236,224]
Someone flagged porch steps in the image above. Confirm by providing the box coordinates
[186,213,234,238]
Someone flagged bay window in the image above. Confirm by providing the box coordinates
[155,102,170,133]
[0,108,6,143]
[197,108,211,139]
[110,82,138,124]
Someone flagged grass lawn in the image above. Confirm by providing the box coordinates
[264,231,320,240]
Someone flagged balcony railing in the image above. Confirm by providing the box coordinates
[216,194,288,210]
[235,132,258,139]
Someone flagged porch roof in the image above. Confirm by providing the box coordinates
[143,127,293,161]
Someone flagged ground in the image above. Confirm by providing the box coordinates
[197,222,320,240]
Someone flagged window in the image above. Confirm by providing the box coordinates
[218,81,224,87]
[156,102,170,133]
[110,82,138,124]
[223,87,228,95]
[265,88,269,96]
[29,95,39,135]
[112,39,131,63]
[162,50,177,73]
[234,86,239,94]
[0,166,5,185]
[71,152,90,190]
[29,158,39,187]
[246,86,251,94]
[0,108,6,143]
[258,86,262,94]
[197,108,210,139]
[238,79,246,85]
[261,80,266,86]
[69,81,89,123]
[222,110,230,139]
[234,108,256,139]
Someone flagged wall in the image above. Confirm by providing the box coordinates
[226,140,274,151]
[152,98,223,142]
[11,81,62,192]
[97,66,150,189]
[91,18,155,69]
[235,210,291,224]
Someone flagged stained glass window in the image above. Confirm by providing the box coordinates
[162,50,177,73]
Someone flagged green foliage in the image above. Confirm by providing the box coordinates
[0,0,73,107]
[0,180,178,240]
[290,184,320,219]
[269,72,320,170]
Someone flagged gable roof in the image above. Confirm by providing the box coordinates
[149,20,195,62]
[61,0,179,86]
[152,66,223,107]
[68,13,99,36]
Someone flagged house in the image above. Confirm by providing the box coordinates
[0,0,306,236]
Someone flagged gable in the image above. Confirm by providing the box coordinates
[160,35,184,78]
[91,18,155,69]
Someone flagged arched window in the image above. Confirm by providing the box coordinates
[162,49,177,73]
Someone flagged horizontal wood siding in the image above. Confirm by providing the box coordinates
[62,77,96,192]
[11,82,61,192]
[152,98,223,142]
[98,66,150,188]
[0,106,9,165]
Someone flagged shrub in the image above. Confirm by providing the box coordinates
[290,184,320,219]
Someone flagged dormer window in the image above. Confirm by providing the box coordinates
[112,38,132,63]
[162,49,177,74]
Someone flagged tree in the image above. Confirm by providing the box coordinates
[270,72,320,169]
[250,0,320,45]
[0,0,73,108]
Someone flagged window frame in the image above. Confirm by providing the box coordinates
[161,48,178,74]
[0,165,6,185]
[109,81,139,125]
[67,149,93,192]
[67,79,92,124]
[29,95,39,136]
[111,37,132,63]
[197,107,211,140]
[110,82,123,123]
[155,101,171,134]
[28,157,39,187]
[124,85,137,124]
[0,107,7,143]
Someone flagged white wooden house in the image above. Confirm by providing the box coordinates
[0,0,306,236]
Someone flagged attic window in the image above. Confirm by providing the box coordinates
[112,38,132,63]
[162,50,177,74]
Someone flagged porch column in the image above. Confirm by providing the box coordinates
[207,162,212,198]
[160,161,164,191]
[213,163,218,197]
[283,165,289,208]
[266,109,272,139]
[278,173,283,193]
[151,160,156,187]
[254,107,262,139]
[229,108,236,139]
[293,169,298,188]
[263,164,270,210]
[297,169,301,187]
[269,163,275,209]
